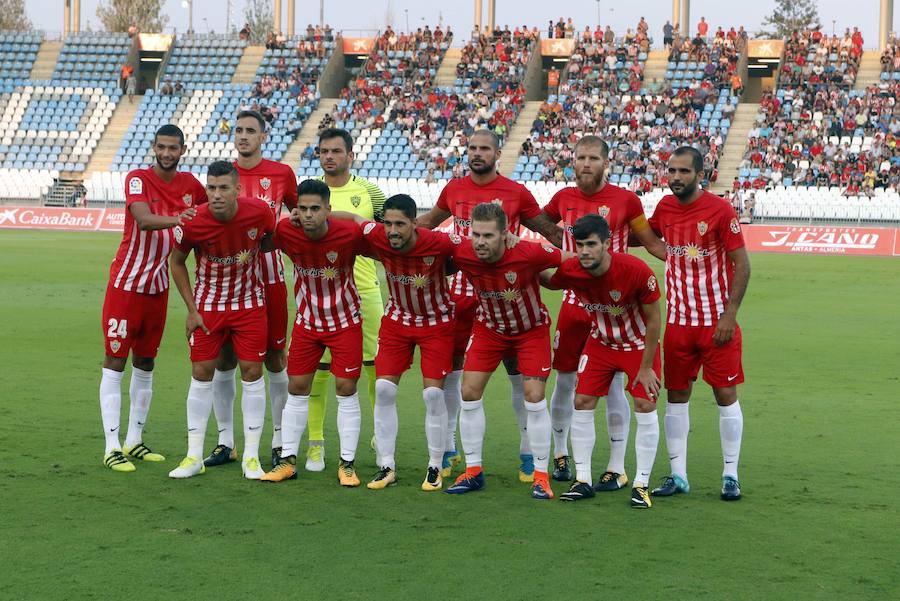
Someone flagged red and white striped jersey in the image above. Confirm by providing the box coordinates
[174,197,275,312]
[235,159,298,285]
[436,174,542,298]
[543,183,648,306]
[452,239,562,335]
[360,222,459,327]
[110,168,206,294]
[549,254,661,351]
[649,191,745,326]
[274,218,367,332]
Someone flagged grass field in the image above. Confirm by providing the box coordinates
[1,229,898,600]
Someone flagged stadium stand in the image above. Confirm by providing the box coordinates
[665,27,745,90]
[51,32,131,85]
[0,31,43,83]
[163,34,247,86]
[879,34,900,78]
[779,28,864,89]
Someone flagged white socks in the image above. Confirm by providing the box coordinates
[525,399,551,473]
[99,368,124,454]
[186,378,214,459]
[211,368,236,448]
[336,393,361,462]
[606,371,631,474]
[664,401,690,480]
[124,367,153,448]
[508,374,530,454]
[443,370,462,453]
[550,371,576,458]
[241,377,266,460]
[267,368,288,449]
[423,386,448,469]
[571,408,596,485]
[281,394,309,458]
[719,400,743,479]
[459,399,485,467]
[634,410,659,488]
[374,379,399,469]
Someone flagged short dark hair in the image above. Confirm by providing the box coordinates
[154,124,184,145]
[207,160,238,180]
[572,214,611,242]
[471,202,508,231]
[318,128,354,152]
[470,129,500,150]
[574,135,609,158]
[672,145,704,173]
[236,110,267,131]
[383,194,417,220]
[297,178,330,203]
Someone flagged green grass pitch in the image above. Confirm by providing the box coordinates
[1,229,897,600]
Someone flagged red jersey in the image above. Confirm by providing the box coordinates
[174,197,274,312]
[649,191,745,326]
[452,239,562,335]
[273,218,366,332]
[110,168,206,294]
[549,254,661,351]
[361,222,459,327]
[543,183,648,306]
[436,174,542,297]
[235,159,298,285]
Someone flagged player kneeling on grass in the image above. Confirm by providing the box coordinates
[261,179,367,486]
[444,202,567,500]
[541,214,662,508]
[331,194,459,491]
[168,160,276,479]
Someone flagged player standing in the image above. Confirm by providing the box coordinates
[444,203,565,500]
[98,124,205,472]
[261,179,367,486]
[206,110,298,469]
[543,215,663,508]
[417,129,561,483]
[649,147,750,501]
[167,161,275,479]
[540,135,664,490]
[303,128,386,472]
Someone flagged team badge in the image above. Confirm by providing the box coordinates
[326,251,338,263]
[490,198,503,206]
[505,271,517,283]
[598,205,610,218]
[730,218,741,234]
[247,228,258,240]
[260,177,271,190]
[182,194,192,206]
[363,222,377,235]
[609,290,621,302]
[110,340,121,352]
[697,221,709,235]
[423,256,435,265]
[173,226,183,243]
[647,275,658,291]
[128,177,143,195]
[542,244,555,253]
[351,195,362,208]
[449,234,461,244]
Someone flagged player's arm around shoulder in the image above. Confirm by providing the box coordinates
[125,171,196,231]
[415,205,451,230]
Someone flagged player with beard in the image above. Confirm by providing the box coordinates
[206,110,298,470]
[417,129,562,484]
[98,124,206,472]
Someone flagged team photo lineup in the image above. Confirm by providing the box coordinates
[99,111,750,506]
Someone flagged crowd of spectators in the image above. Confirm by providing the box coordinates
[737,82,900,192]
[880,34,900,73]
[667,26,745,89]
[560,22,651,93]
[780,28,864,88]
[360,26,452,85]
[456,28,536,90]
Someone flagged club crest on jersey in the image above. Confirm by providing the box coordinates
[173,226,183,243]
[730,218,741,234]
[363,222,377,235]
[697,221,709,236]
[182,194,192,206]
[326,251,338,263]
[449,234,461,245]
[490,198,503,206]
[260,177,271,190]
[505,271,517,283]
[598,205,610,218]
[247,228,258,240]
[109,340,121,353]
[648,275,658,291]
[351,195,362,208]
[609,290,621,302]
[423,256,435,265]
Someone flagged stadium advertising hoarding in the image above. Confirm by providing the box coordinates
[2,206,898,256]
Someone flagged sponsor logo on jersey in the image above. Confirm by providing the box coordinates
[598,205,610,218]
[326,251,338,263]
[505,271,517,283]
[609,289,621,302]
[387,272,430,288]
[583,302,625,316]
[647,275,658,291]
[351,195,362,208]
[667,243,710,260]
[260,177,271,190]
[423,256,435,265]
[363,222,377,235]
[173,225,183,243]
[247,228,258,240]
[182,194,192,206]
[480,288,521,301]
[207,249,255,265]
[697,221,709,235]
[128,177,143,195]
[297,266,340,279]
[730,217,741,234]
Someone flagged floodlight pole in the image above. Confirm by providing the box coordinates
[880,0,894,50]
